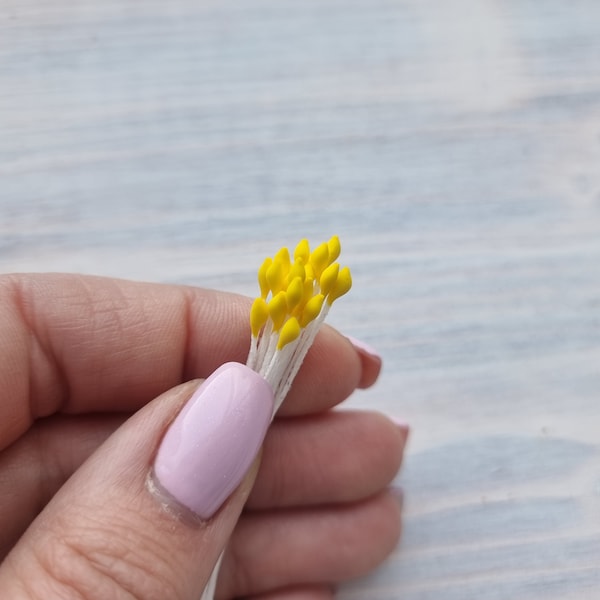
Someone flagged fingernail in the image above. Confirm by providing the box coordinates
[388,417,410,452]
[153,362,274,520]
[346,335,383,388]
[346,335,382,364]
[389,416,411,433]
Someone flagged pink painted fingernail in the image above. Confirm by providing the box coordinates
[346,335,383,388]
[390,416,410,431]
[153,362,273,520]
[346,335,382,363]
[388,417,410,447]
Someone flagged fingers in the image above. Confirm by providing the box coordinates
[0,365,274,600]
[277,327,374,416]
[0,274,378,449]
[0,411,405,558]
[218,492,402,599]
[248,411,408,508]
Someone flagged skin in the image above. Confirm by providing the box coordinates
[0,274,407,600]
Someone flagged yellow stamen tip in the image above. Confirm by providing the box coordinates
[300,293,325,327]
[250,297,269,337]
[327,266,352,304]
[277,317,301,350]
[309,242,330,278]
[304,263,314,282]
[286,276,304,311]
[266,258,285,295]
[319,262,339,296]
[258,257,272,299]
[268,291,288,331]
[275,246,291,274]
[294,239,310,264]
[288,260,306,284]
[327,235,341,263]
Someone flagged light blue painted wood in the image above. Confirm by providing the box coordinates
[1,1,600,597]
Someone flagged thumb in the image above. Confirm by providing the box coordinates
[0,362,273,600]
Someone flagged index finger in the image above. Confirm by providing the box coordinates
[0,274,379,450]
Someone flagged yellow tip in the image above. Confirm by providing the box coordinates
[287,260,306,284]
[286,276,304,312]
[309,242,330,279]
[277,317,301,350]
[293,239,310,264]
[327,235,341,264]
[304,263,314,282]
[266,258,286,295]
[327,266,352,304]
[296,277,315,314]
[250,297,269,337]
[319,262,339,296]
[300,293,325,328]
[275,246,291,274]
[268,291,288,331]
[258,257,272,299]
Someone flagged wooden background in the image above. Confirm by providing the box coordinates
[2,1,600,598]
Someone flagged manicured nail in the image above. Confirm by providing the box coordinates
[346,335,383,388]
[389,418,410,449]
[153,362,274,520]
[389,416,410,431]
[346,335,382,364]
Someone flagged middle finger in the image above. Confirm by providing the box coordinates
[249,410,408,509]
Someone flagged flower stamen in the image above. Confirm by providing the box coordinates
[247,235,352,411]
[202,237,351,600]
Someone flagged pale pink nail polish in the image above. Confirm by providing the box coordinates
[346,335,382,363]
[389,416,410,431]
[346,335,383,388]
[153,362,273,520]
[390,417,411,444]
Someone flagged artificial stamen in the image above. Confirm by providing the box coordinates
[247,235,352,411]
[202,236,351,600]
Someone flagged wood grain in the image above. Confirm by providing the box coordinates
[1,1,600,598]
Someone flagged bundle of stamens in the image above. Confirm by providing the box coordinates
[247,235,352,412]
[201,236,351,600]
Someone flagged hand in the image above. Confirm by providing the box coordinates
[0,274,408,599]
